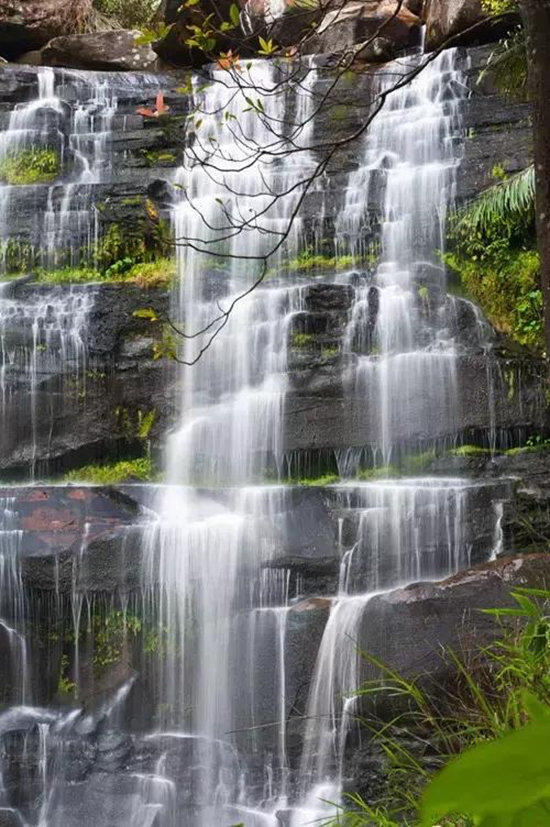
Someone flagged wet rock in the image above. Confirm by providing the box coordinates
[0,809,24,827]
[41,30,160,72]
[356,552,550,711]
[0,0,92,59]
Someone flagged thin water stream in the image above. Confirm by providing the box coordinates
[0,50,516,826]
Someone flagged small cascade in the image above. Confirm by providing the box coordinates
[0,286,92,476]
[339,50,468,463]
[42,71,117,269]
[0,499,27,704]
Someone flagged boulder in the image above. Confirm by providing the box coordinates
[423,0,516,50]
[0,0,92,58]
[244,0,422,56]
[357,552,550,707]
[304,0,423,58]
[41,30,160,72]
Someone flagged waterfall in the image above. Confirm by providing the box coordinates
[340,49,467,464]
[0,41,519,827]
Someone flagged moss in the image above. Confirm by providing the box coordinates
[400,449,436,474]
[449,445,493,457]
[291,332,316,349]
[137,408,156,438]
[445,248,542,351]
[31,257,175,287]
[124,258,176,288]
[281,251,375,276]
[34,267,103,284]
[298,473,341,486]
[357,464,398,479]
[64,457,156,484]
[0,147,61,185]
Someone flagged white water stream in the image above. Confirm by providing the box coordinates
[0,48,514,827]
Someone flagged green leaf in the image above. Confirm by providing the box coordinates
[133,308,159,322]
[523,691,550,724]
[229,3,240,25]
[421,718,550,825]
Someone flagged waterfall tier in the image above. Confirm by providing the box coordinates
[0,45,543,827]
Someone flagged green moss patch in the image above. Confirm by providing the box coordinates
[64,457,156,484]
[0,148,61,185]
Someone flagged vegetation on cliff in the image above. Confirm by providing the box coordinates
[332,587,550,825]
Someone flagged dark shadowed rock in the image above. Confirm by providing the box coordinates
[41,30,160,72]
[424,0,517,50]
[154,0,254,68]
[357,553,550,706]
[304,0,423,58]
[0,0,92,58]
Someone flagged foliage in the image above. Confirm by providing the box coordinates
[421,697,550,826]
[454,166,535,237]
[35,266,103,284]
[92,610,141,676]
[447,167,541,351]
[64,457,154,484]
[280,250,365,276]
[58,653,76,695]
[328,588,550,826]
[33,258,175,287]
[291,332,316,348]
[125,258,176,288]
[93,0,161,27]
[0,148,61,185]
[479,26,528,100]
[0,240,38,274]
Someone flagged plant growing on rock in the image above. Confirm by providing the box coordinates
[328,588,550,825]
[0,148,61,186]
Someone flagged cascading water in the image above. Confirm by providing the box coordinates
[0,39,522,827]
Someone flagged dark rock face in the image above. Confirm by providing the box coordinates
[0,0,92,58]
[41,30,160,72]
[0,282,174,478]
[153,0,253,67]
[458,45,532,201]
[423,0,516,50]
[303,0,423,58]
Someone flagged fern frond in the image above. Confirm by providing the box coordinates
[454,165,535,236]
[479,26,528,100]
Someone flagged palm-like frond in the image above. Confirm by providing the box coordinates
[479,26,528,100]
[454,165,535,236]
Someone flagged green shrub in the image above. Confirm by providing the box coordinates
[329,587,550,826]
[0,148,61,185]
[446,173,541,351]
[64,457,154,484]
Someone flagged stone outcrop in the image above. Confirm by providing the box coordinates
[0,283,174,478]
[0,0,92,58]
[41,30,160,72]
[303,0,423,59]
[423,0,516,50]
